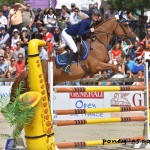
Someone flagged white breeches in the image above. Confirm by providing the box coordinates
[61,29,78,53]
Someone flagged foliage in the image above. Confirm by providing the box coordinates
[0,80,35,145]
[0,0,23,8]
[107,0,150,11]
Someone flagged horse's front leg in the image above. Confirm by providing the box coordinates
[94,61,118,74]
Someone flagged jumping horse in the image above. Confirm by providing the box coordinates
[10,14,138,100]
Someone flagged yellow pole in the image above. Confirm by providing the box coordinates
[55,106,146,115]
[54,86,146,92]
[57,136,146,148]
[24,39,55,150]
[56,116,147,126]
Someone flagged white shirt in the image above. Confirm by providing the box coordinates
[43,14,56,27]
[39,48,48,60]
[0,15,7,27]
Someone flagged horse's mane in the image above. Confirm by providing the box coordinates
[94,18,114,29]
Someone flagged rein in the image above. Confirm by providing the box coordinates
[92,19,134,48]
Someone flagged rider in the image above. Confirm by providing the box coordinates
[61,8,100,73]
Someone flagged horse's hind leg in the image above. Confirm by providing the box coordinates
[95,61,118,74]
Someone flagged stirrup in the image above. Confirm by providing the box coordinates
[63,65,71,73]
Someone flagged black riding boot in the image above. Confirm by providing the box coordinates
[63,51,76,73]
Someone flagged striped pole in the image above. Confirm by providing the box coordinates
[54,86,146,93]
[57,136,146,148]
[55,106,146,115]
[55,116,147,126]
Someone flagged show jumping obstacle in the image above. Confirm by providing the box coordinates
[18,40,149,150]
[52,63,150,149]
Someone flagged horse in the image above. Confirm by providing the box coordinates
[10,15,138,100]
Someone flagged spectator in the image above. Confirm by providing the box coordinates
[0,47,4,57]
[121,39,133,56]
[0,9,7,28]
[4,45,14,65]
[104,5,117,20]
[132,70,144,86]
[7,2,26,34]
[13,41,25,60]
[31,27,42,39]
[20,27,30,55]
[22,3,35,31]
[2,4,9,19]
[34,8,44,28]
[112,57,126,85]
[4,71,14,86]
[98,71,111,86]
[43,8,57,32]
[53,26,65,48]
[0,55,8,77]
[11,29,20,50]
[59,5,70,29]
[38,46,48,61]
[142,27,150,50]
[0,68,5,85]
[134,41,145,63]
[110,43,122,64]
[125,55,144,74]
[70,3,76,13]
[0,25,10,49]
[68,7,88,25]
[42,27,53,42]
[129,41,139,60]
[14,53,26,76]
[8,57,16,77]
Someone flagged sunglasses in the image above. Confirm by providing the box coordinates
[14,32,18,34]
[11,60,15,62]
[22,30,27,32]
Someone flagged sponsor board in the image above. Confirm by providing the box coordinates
[53,91,144,120]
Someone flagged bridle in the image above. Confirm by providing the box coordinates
[91,19,134,48]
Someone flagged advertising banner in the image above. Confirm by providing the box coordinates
[53,91,145,120]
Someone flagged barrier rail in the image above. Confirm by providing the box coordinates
[55,106,147,115]
[57,136,146,148]
[54,86,146,93]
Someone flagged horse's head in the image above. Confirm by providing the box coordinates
[114,11,139,43]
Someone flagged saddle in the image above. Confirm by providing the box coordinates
[55,39,89,67]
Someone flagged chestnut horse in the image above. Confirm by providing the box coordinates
[10,17,137,99]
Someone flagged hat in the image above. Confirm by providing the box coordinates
[37,8,42,12]
[0,25,5,30]
[140,41,144,45]
[71,3,76,7]
[22,27,27,31]
[32,27,38,33]
[42,27,48,31]
[12,29,19,34]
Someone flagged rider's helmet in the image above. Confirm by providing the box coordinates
[88,8,100,17]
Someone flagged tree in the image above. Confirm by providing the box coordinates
[107,0,150,15]
[0,0,23,7]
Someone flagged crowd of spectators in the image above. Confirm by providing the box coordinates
[0,1,150,86]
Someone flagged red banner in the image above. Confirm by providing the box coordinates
[70,92,104,99]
